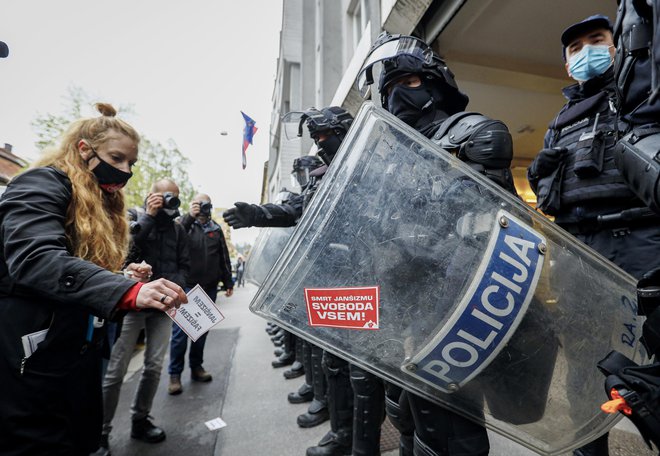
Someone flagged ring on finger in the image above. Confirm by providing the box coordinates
[160,295,168,304]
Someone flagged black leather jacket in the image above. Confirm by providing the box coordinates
[127,208,190,288]
[0,167,136,373]
[179,214,233,291]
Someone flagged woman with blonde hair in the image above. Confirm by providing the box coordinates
[0,103,187,456]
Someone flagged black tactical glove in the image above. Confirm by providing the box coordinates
[222,202,264,229]
[529,147,566,179]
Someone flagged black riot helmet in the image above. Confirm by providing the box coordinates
[290,154,324,189]
[281,106,354,165]
[357,32,468,115]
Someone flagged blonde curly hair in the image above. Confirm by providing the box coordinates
[34,103,140,271]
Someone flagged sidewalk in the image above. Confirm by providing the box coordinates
[107,284,654,456]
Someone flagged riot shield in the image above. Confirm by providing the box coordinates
[250,102,645,455]
[243,226,295,287]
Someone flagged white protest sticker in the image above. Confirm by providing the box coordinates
[166,285,225,342]
[204,417,227,431]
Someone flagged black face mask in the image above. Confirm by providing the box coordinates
[317,135,342,165]
[89,149,132,193]
[387,82,435,127]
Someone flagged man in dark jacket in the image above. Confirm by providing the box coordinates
[167,193,233,395]
[100,179,190,451]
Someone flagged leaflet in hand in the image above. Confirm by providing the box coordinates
[166,284,225,342]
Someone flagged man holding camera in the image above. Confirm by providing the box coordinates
[167,193,233,395]
[100,179,190,450]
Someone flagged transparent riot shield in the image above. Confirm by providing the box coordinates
[250,102,644,455]
[243,226,295,287]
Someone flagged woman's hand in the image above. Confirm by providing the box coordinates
[124,261,153,283]
[136,278,188,311]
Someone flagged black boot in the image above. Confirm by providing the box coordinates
[306,430,352,456]
[297,345,329,428]
[270,329,285,342]
[90,434,111,456]
[131,416,166,443]
[284,336,306,379]
[288,382,314,404]
[297,399,330,427]
[272,331,295,367]
[272,351,295,368]
[573,434,609,456]
[289,342,314,403]
[284,361,305,379]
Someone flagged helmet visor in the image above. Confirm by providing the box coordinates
[281,111,306,141]
[357,36,433,98]
[282,109,332,140]
[290,167,311,189]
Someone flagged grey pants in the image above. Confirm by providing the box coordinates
[102,311,171,435]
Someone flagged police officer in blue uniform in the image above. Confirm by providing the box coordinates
[528,15,660,456]
[357,32,518,456]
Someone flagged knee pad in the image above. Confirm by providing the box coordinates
[614,127,660,213]
[385,394,415,435]
[323,351,349,377]
[350,365,381,395]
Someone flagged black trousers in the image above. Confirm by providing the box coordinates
[0,348,104,456]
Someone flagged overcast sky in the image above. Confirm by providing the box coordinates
[0,0,284,246]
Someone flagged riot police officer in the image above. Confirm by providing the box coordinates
[357,32,517,456]
[528,14,660,456]
[593,1,660,450]
[224,107,355,434]
[282,107,360,455]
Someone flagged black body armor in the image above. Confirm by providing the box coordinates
[531,71,644,224]
[431,112,516,195]
[612,0,660,214]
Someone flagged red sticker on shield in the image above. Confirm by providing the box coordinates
[304,286,380,330]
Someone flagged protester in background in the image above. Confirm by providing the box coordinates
[235,256,245,287]
[0,103,186,456]
[168,193,233,395]
[100,179,190,452]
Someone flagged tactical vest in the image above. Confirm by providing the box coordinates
[545,89,638,213]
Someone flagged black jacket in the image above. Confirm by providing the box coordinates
[0,167,136,374]
[127,208,189,288]
[529,69,642,222]
[179,214,233,290]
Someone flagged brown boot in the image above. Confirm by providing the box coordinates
[168,375,183,395]
[191,366,212,382]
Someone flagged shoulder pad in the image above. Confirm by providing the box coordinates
[432,112,492,149]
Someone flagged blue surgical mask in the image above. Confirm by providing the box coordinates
[568,44,613,82]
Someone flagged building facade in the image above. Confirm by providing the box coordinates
[266,0,616,204]
[0,143,27,185]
